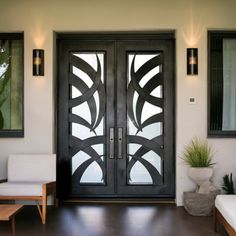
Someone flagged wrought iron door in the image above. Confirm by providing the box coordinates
[57,34,175,199]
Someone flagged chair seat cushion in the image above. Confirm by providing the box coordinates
[8,154,56,182]
[0,181,45,196]
[215,195,236,231]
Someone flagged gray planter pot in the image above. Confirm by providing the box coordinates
[188,167,216,194]
[183,190,220,216]
[188,167,213,186]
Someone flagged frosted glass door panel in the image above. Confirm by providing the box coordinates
[127,53,164,185]
[69,52,106,185]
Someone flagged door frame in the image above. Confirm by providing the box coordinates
[56,31,176,200]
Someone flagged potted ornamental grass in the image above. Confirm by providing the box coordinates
[182,137,216,193]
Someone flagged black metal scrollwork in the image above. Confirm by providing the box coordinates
[69,54,105,185]
[127,54,164,185]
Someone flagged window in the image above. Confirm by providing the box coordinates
[208,31,236,136]
[0,33,24,137]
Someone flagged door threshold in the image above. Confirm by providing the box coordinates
[62,198,176,204]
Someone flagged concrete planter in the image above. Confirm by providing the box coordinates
[188,167,215,194]
[183,190,220,216]
[188,167,213,185]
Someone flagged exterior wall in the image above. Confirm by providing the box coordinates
[0,0,236,205]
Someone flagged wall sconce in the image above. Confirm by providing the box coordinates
[33,49,44,76]
[187,48,198,75]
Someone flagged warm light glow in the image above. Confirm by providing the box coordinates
[189,57,197,65]
[31,20,47,48]
[33,57,42,65]
[34,34,46,48]
[182,4,205,47]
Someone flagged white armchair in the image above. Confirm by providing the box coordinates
[214,195,236,235]
[0,154,57,224]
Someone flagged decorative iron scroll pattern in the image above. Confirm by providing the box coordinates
[127,53,164,185]
[68,53,106,186]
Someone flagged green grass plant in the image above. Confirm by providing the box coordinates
[182,137,215,167]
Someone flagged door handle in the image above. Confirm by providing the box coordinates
[109,128,114,159]
[118,127,123,159]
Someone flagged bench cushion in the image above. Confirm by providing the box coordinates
[8,154,56,182]
[0,182,45,196]
[215,195,236,231]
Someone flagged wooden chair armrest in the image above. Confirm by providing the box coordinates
[0,179,7,183]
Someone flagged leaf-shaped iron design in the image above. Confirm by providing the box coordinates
[69,53,106,183]
[70,136,105,183]
[127,54,164,185]
[69,54,105,131]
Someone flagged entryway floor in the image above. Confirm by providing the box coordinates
[0,203,226,236]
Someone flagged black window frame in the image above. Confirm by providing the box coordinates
[0,32,24,137]
[208,30,236,137]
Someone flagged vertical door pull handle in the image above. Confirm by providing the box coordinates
[109,128,114,159]
[118,128,123,159]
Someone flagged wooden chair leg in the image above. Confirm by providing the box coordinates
[36,201,42,220]
[42,194,47,224]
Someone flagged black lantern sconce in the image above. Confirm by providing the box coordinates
[187,48,198,75]
[33,49,44,76]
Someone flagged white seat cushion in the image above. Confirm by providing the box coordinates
[8,154,56,182]
[215,195,236,231]
[0,182,45,196]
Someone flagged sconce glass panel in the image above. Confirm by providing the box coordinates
[0,33,24,137]
[33,49,44,76]
[187,48,198,75]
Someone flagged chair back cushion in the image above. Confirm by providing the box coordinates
[8,154,56,182]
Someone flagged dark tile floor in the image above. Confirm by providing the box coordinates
[0,203,227,236]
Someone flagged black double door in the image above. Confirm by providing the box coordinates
[57,33,175,199]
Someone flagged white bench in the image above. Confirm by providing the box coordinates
[0,154,57,224]
[214,195,236,236]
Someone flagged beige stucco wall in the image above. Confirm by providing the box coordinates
[0,0,236,205]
